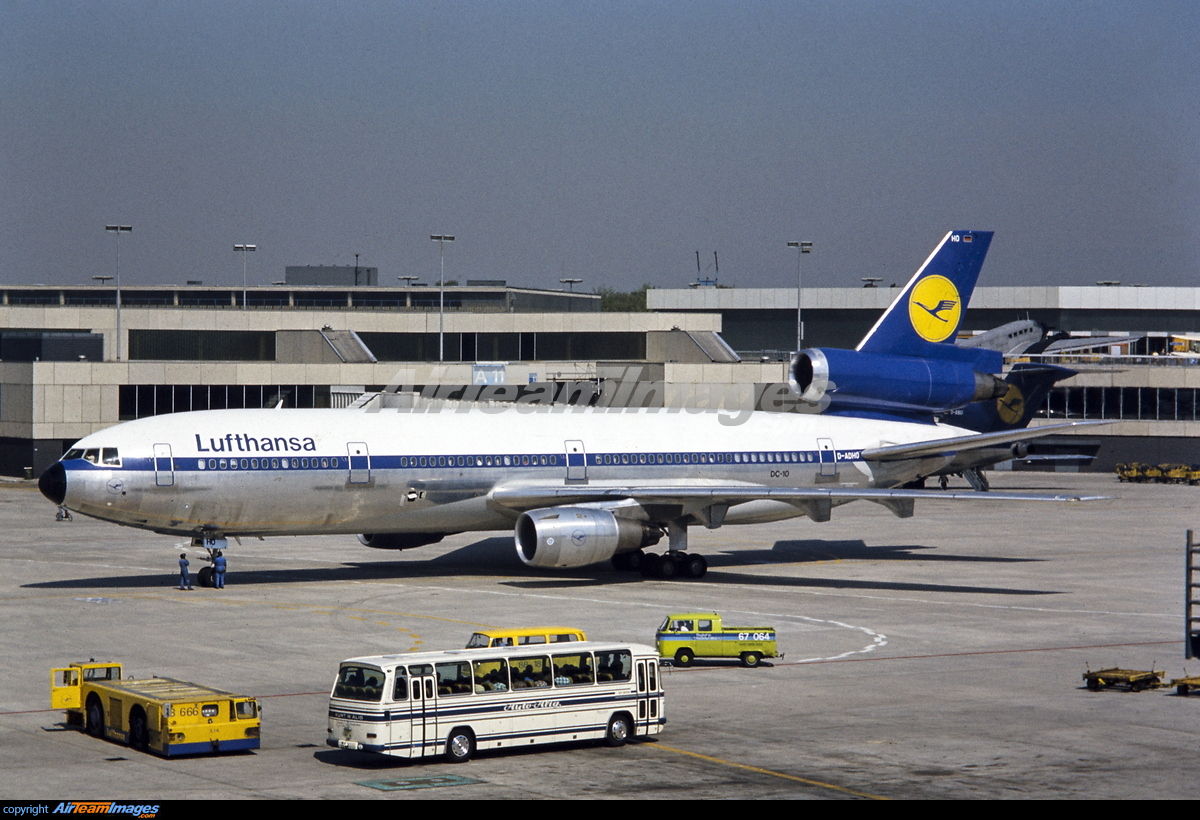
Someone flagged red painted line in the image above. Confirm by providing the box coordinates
[2,690,328,717]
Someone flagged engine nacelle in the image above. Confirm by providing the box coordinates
[515,507,662,569]
[357,532,447,550]
[791,348,1007,416]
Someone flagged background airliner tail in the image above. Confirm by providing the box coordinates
[944,362,1076,433]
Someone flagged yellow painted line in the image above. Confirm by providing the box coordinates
[648,743,888,800]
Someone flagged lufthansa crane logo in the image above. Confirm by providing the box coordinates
[996,384,1026,425]
[908,275,962,342]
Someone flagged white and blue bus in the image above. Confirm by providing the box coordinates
[327,641,664,762]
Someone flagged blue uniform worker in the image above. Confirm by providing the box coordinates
[178,553,193,590]
[213,550,227,588]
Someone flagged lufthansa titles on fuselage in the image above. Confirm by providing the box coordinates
[195,433,317,453]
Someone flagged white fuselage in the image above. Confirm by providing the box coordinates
[55,405,967,537]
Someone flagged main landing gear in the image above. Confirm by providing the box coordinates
[611,550,708,580]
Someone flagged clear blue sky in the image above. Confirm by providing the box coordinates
[2,1,1196,292]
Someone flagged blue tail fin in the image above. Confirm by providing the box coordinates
[857,231,994,358]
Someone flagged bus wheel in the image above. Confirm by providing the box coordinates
[605,713,631,747]
[128,708,148,751]
[445,728,475,763]
[85,696,104,738]
[740,652,762,668]
[674,648,695,667]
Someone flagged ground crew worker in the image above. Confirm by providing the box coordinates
[178,553,193,590]
[213,550,227,588]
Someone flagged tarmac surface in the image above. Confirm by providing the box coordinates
[0,471,1196,800]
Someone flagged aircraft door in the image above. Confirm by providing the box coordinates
[817,438,838,478]
[347,442,370,484]
[153,443,174,487]
[564,440,587,481]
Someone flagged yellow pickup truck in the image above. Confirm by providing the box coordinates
[656,613,781,668]
[51,661,261,757]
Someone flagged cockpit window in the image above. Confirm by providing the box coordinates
[63,449,84,461]
[83,449,100,464]
[101,448,120,466]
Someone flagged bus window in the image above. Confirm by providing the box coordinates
[472,659,510,692]
[392,672,409,701]
[552,653,595,686]
[511,656,552,689]
[333,664,385,702]
[595,650,632,683]
[549,633,579,643]
[466,633,490,648]
[436,662,472,696]
[234,700,258,719]
[517,635,546,645]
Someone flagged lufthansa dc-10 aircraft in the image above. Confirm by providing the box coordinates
[39,231,1102,581]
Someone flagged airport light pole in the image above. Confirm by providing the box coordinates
[105,225,131,361]
[430,234,455,361]
[234,244,257,309]
[559,278,582,313]
[787,240,813,353]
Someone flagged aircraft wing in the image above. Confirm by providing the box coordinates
[860,420,1109,462]
[489,482,1105,513]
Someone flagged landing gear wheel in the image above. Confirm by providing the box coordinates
[639,553,662,578]
[740,652,762,668]
[128,709,148,751]
[445,728,475,763]
[674,648,695,667]
[197,566,214,588]
[656,554,680,580]
[612,551,644,572]
[605,713,631,747]
[683,554,708,579]
[85,697,104,738]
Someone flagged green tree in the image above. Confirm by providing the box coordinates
[597,284,649,312]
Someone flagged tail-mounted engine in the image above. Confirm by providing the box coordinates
[515,507,662,569]
[791,348,1007,417]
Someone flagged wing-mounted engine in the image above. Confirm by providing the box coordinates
[790,347,1008,418]
[358,532,448,550]
[515,507,662,569]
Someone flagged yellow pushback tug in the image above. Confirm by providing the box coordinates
[51,661,260,756]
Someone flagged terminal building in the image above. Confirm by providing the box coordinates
[1,280,1197,476]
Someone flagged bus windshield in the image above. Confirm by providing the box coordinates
[333,664,385,702]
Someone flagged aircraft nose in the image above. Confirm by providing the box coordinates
[39,462,66,506]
